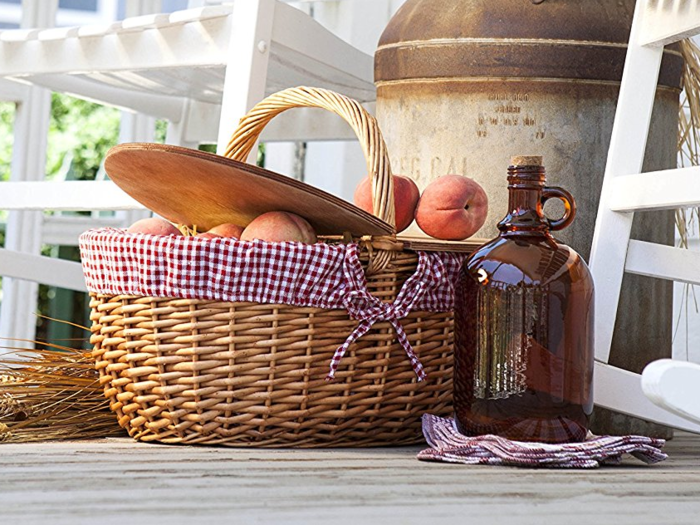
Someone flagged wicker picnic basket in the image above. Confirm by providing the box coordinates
[85,87,461,447]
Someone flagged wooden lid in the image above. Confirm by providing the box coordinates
[397,235,484,253]
[104,143,395,236]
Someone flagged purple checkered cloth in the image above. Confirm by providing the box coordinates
[418,414,668,469]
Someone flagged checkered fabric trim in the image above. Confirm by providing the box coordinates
[418,414,668,469]
[79,229,466,380]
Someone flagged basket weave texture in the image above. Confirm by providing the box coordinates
[86,87,461,447]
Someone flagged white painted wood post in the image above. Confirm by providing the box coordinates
[112,1,159,228]
[165,100,200,150]
[585,0,700,431]
[264,142,301,178]
[642,359,700,426]
[263,1,310,177]
[124,0,162,16]
[115,111,155,227]
[215,0,276,161]
[0,0,58,348]
[302,0,404,200]
[588,0,664,364]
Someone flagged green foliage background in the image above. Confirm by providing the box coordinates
[0,102,13,185]
[47,93,121,182]
[0,95,229,346]
[0,94,122,345]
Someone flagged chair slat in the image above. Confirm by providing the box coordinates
[0,248,86,292]
[625,240,700,285]
[590,36,664,363]
[640,0,700,46]
[642,359,700,426]
[608,166,700,212]
[595,361,700,433]
[0,181,143,211]
[42,216,126,246]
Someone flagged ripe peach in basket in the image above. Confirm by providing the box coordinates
[197,223,245,239]
[196,232,220,239]
[353,174,419,233]
[127,218,181,236]
[241,211,317,244]
[415,175,488,241]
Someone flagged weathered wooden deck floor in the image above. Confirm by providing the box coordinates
[2,432,700,525]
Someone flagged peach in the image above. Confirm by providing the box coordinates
[353,174,419,233]
[196,232,222,240]
[127,218,181,236]
[206,223,244,239]
[415,175,488,241]
[240,211,317,244]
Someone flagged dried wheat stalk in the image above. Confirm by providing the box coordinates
[672,40,700,355]
[678,39,700,247]
[0,341,122,443]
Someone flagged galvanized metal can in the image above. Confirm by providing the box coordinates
[375,0,683,437]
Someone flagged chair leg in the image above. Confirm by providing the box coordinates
[642,359,700,427]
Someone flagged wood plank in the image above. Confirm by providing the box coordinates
[588,0,665,364]
[1,434,699,525]
[0,247,87,292]
[36,26,79,41]
[625,240,700,285]
[271,1,375,100]
[260,106,368,142]
[608,166,700,212]
[24,73,185,121]
[642,359,700,426]
[0,4,375,108]
[0,17,232,76]
[594,361,700,434]
[0,41,54,348]
[41,215,125,246]
[119,13,172,32]
[215,0,275,160]
[639,0,700,47]
[0,181,144,211]
[0,77,28,103]
[169,5,233,25]
[0,29,42,43]
[398,235,483,253]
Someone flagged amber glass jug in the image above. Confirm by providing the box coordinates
[454,156,594,443]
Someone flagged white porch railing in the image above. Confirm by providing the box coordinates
[0,0,406,346]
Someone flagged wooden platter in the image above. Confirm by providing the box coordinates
[397,235,485,253]
[104,143,395,236]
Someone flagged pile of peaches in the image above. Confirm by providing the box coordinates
[126,174,488,244]
[354,173,488,240]
[128,211,318,243]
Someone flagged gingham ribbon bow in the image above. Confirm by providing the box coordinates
[327,245,448,381]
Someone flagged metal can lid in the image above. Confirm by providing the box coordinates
[375,0,682,90]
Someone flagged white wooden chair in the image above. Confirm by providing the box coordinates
[0,0,376,343]
[590,0,700,432]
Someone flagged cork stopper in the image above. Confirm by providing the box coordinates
[510,155,543,167]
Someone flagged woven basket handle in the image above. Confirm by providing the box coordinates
[223,87,396,230]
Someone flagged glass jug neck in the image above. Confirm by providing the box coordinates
[497,165,550,235]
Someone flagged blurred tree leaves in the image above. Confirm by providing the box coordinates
[47,93,120,181]
[0,94,120,343]
[0,102,13,185]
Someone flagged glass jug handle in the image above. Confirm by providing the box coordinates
[541,187,576,231]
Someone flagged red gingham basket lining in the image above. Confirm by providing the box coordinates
[79,228,466,380]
